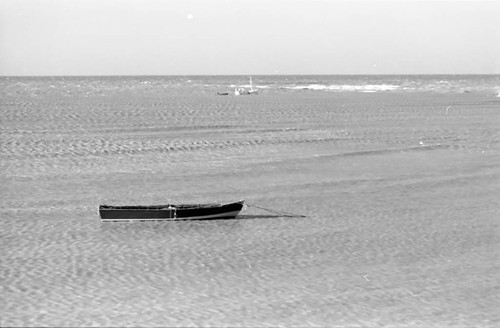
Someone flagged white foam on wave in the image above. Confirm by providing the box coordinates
[287,84,401,92]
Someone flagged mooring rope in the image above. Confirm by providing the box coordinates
[245,203,306,218]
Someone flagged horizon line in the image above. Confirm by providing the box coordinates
[2,73,499,78]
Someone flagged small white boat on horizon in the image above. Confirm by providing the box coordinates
[235,76,259,95]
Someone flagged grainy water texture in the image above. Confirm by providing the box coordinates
[1,75,500,327]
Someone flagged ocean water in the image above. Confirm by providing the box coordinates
[1,75,499,327]
[2,74,500,97]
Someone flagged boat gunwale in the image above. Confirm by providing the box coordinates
[99,200,245,211]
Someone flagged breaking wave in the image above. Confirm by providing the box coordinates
[285,84,401,92]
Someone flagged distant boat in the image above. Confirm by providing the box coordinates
[99,200,245,222]
[235,77,259,95]
[217,92,229,95]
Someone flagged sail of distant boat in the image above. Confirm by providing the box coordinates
[248,76,258,94]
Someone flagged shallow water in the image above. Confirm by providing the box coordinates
[1,77,500,326]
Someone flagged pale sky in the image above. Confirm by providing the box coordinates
[1,0,499,76]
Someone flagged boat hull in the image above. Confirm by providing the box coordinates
[99,201,245,222]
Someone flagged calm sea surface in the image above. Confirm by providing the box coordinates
[1,75,499,326]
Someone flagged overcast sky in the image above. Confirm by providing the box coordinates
[1,0,499,76]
